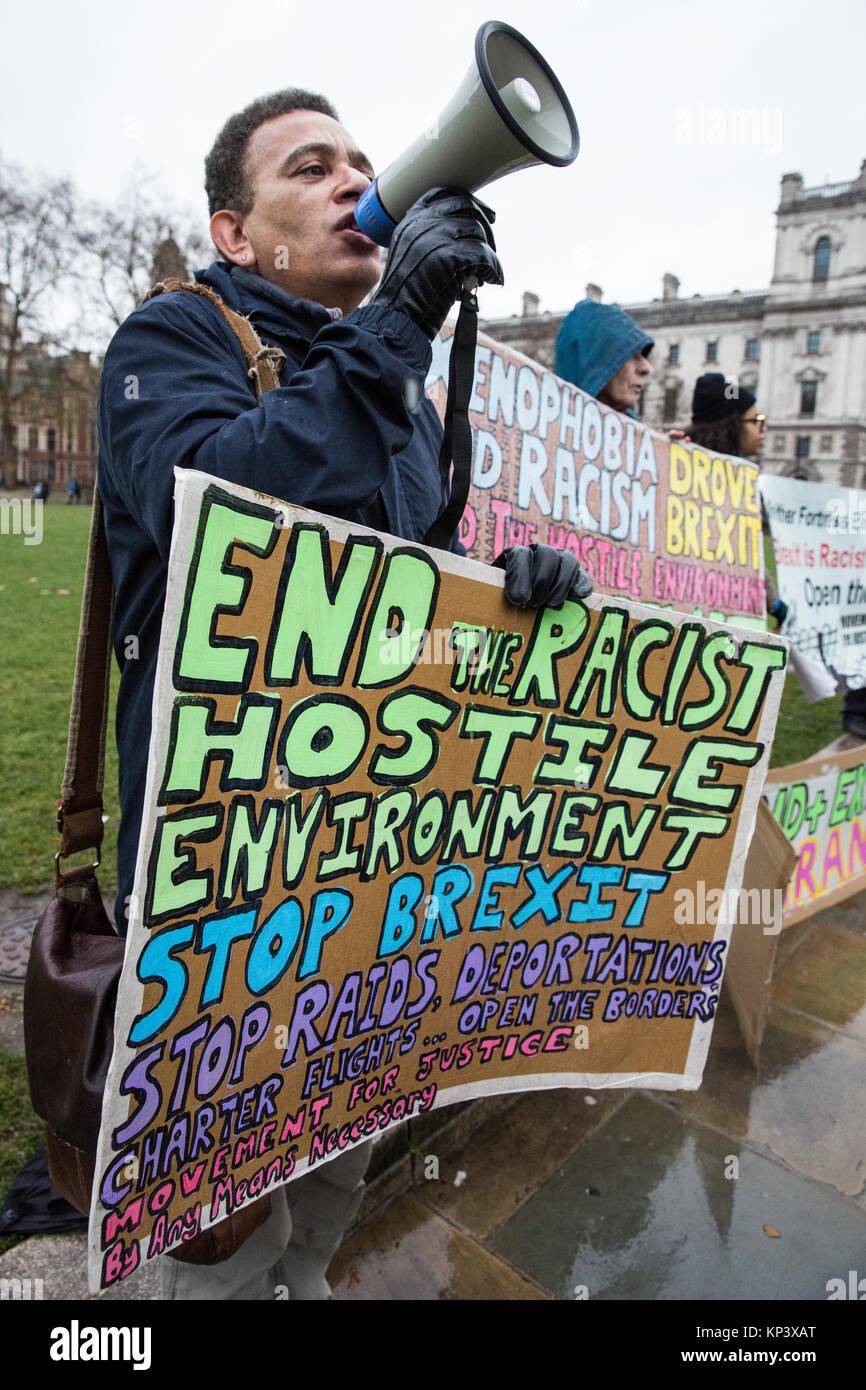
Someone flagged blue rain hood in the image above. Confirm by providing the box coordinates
[555,298,654,402]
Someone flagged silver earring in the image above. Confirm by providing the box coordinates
[241,254,247,262]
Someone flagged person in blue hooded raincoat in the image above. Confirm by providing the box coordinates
[554,297,654,418]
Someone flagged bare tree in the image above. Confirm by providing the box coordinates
[0,162,210,472]
[74,168,210,346]
[0,159,78,465]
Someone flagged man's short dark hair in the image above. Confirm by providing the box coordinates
[205,89,340,217]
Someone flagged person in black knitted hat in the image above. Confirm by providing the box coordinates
[687,372,785,626]
[687,371,766,462]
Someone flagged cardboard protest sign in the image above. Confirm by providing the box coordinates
[763,744,866,925]
[90,468,786,1291]
[429,329,767,627]
[722,800,797,1067]
[759,474,866,690]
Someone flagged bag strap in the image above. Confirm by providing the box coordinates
[55,279,283,887]
[144,279,286,400]
[56,484,114,885]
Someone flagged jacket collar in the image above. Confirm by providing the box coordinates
[194,261,343,345]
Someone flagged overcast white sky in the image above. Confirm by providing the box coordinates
[2,0,864,318]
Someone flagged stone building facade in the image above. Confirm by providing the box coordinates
[5,346,100,490]
[481,163,866,486]
[0,280,98,490]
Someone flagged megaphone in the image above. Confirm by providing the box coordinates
[355,19,579,246]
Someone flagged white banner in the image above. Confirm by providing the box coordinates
[759,475,866,691]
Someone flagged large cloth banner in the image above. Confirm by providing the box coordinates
[429,329,767,627]
[90,469,786,1291]
[764,744,866,925]
[759,474,866,690]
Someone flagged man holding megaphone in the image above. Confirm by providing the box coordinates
[97,26,587,1305]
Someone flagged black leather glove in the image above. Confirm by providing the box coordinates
[493,544,594,609]
[370,186,504,339]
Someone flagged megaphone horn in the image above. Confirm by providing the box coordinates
[355,20,579,246]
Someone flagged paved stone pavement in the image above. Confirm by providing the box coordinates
[1,884,864,1302]
[328,882,866,1301]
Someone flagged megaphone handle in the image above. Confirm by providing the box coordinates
[460,278,479,315]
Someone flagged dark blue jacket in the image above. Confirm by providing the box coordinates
[555,298,654,418]
[97,261,455,929]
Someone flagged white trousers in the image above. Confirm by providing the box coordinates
[161,1142,371,1301]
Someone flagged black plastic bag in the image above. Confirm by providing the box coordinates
[0,1143,88,1235]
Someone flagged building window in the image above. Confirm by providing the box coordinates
[796,436,811,458]
[800,381,817,416]
[807,329,821,354]
[667,343,680,365]
[28,427,39,451]
[745,338,759,361]
[66,431,73,452]
[820,434,833,452]
[46,427,56,454]
[663,387,680,423]
[813,236,831,282]
[706,341,718,363]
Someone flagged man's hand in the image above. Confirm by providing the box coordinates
[494,544,593,609]
[370,187,504,339]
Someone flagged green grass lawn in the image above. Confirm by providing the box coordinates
[767,673,844,766]
[0,503,119,897]
[0,503,115,1252]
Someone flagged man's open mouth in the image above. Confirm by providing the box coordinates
[336,214,374,241]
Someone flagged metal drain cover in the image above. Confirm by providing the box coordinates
[0,916,38,982]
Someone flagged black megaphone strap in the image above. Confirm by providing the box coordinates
[424,288,478,552]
